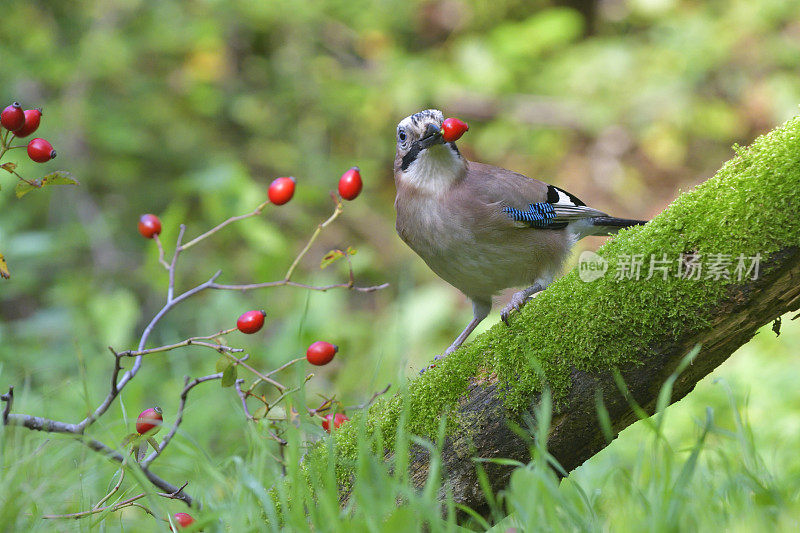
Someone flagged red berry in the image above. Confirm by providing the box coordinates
[1,102,24,131]
[322,413,350,433]
[237,310,266,334]
[26,138,56,163]
[138,214,162,239]
[306,341,338,366]
[14,108,42,138]
[441,117,469,143]
[136,407,163,435]
[268,176,296,205]
[173,512,195,529]
[338,167,363,201]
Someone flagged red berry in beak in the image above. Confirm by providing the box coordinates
[268,176,296,205]
[1,102,25,131]
[14,108,42,138]
[441,117,469,143]
[136,406,163,435]
[338,167,363,201]
[138,214,162,239]
[237,310,266,334]
[306,341,338,366]
[26,138,56,163]
[322,412,350,432]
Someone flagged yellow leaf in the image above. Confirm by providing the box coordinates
[0,253,9,279]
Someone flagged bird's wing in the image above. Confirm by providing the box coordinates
[462,162,607,229]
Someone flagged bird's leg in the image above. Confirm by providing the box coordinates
[501,282,544,326]
[436,300,491,360]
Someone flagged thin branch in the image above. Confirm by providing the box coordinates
[210,280,389,293]
[43,481,189,520]
[284,200,342,281]
[116,328,239,358]
[107,348,123,396]
[265,357,305,378]
[224,353,286,392]
[153,234,170,270]
[1,386,13,425]
[180,199,270,251]
[167,225,186,302]
[142,373,223,468]
[235,380,255,421]
[93,468,125,510]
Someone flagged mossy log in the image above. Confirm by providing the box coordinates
[324,116,800,516]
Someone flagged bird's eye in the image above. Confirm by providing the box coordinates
[398,130,407,143]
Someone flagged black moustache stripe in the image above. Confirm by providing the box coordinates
[401,141,421,171]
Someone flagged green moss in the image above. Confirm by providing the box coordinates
[310,116,800,486]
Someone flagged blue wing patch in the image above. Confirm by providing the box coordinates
[502,202,567,229]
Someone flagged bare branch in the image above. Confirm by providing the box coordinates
[224,353,286,392]
[93,468,125,510]
[1,386,13,425]
[116,328,240,358]
[235,379,256,421]
[167,224,186,302]
[142,373,223,468]
[180,199,270,251]
[43,481,189,520]
[153,234,170,270]
[284,200,342,281]
[210,280,389,293]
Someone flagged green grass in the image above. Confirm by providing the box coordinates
[2,316,799,531]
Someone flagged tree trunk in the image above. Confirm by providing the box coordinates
[407,246,799,516]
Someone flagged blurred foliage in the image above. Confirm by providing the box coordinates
[0,0,798,529]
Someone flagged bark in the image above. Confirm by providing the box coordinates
[405,246,800,516]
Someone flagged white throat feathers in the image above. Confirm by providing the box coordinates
[400,143,466,196]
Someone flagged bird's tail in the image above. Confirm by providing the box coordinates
[574,216,647,237]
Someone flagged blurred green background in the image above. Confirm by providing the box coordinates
[1,0,799,530]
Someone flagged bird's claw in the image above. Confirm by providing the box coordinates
[500,296,525,326]
[501,292,531,326]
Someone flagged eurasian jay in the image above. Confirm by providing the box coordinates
[393,109,645,358]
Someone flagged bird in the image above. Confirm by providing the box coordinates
[393,109,646,359]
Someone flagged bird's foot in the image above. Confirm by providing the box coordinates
[501,288,541,326]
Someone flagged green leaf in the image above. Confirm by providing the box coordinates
[320,249,344,269]
[216,356,232,373]
[345,246,357,256]
[221,364,237,387]
[120,432,140,448]
[15,170,79,198]
[253,405,269,419]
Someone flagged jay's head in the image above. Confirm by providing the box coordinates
[394,109,465,193]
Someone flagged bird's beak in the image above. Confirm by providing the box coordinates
[418,123,444,149]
